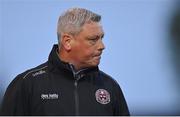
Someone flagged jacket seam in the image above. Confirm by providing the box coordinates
[23,66,48,79]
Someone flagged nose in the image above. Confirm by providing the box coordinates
[98,39,105,51]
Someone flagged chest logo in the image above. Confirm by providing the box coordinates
[41,93,59,100]
[95,89,110,104]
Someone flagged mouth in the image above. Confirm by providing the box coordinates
[94,55,101,59]
[93,54,102,60]
[95,52,102,57]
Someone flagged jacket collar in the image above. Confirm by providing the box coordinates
[48,44,99,78]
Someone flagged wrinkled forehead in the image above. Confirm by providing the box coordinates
[81,22,104,36]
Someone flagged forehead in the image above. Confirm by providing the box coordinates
[80,22,104,36]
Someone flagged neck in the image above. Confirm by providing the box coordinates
[58,48,82,71]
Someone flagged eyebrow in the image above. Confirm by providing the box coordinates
[87,33,104,39]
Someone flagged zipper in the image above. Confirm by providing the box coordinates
[69,64,80,116]
[74,80,79,115]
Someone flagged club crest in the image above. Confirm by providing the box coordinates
[95,89,110,104]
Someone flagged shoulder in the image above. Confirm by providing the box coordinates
[98,70,124,94]
[99,71,126,98]
[20,62,48,79]
[7,62,48,90]
[99,70,120,86]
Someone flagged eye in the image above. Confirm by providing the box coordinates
[87,37,98,42]
[87,34,104,45]
[101,34,104,39]
[89,38,98,42]
[87,38,98,45]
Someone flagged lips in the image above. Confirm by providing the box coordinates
[94,53,102,60]
[94,52,102,57]
[94,55,101,59]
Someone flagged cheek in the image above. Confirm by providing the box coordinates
[72,42,96,59]
[78,48,95,60]
[83,47,95,56]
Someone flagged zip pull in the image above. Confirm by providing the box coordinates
[74,80,78,87]
[69,64,77,78]
[69,63,86,80]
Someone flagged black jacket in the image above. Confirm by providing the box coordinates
[0,44,129,116]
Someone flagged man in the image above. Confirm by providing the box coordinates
[0,8,130,115]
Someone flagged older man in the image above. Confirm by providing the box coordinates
[0,8,130,116]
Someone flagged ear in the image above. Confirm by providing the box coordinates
[61,33,73,51]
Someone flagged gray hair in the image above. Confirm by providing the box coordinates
[57,8,101,43]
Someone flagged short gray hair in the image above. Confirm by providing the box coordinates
[57,7,101,43]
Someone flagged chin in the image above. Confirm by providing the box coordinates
[85,60,100,68]
[91,62,100,67]
[85,64,98,68]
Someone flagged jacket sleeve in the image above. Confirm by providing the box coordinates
[113,81,130,116]
[0,74,29,115]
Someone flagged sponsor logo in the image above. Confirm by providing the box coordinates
[95,89,110,104]
[41,93,59,100]
[32,70,46,77]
